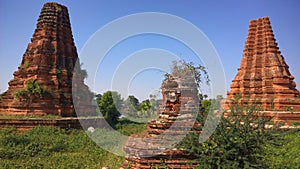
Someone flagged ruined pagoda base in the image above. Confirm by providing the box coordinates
[121,76,203,168]
[121,152,199,169]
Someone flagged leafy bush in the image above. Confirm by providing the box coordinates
[164,60,209,90]
[14,80,48,102]
[177,98,280,168]
[263,129,300,169]
[98,91,122,127]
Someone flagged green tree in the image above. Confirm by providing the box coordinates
[98,91,122,127]
[201,99,211,117]
[165,60,210,90]
[128,95,139,107]
[123,95,140,118]
[138,99,152,117]
[95,94,102,104]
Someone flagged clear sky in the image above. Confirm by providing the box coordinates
[0,0,299,100]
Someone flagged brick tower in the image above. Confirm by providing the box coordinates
[0,2,94,117]
[225,17,300,111]
[122,75,201,168]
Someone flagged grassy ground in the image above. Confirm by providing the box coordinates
[0,114,59,119]
[0,123,299,169]
[0,121,146,169]
[263,129,300,169]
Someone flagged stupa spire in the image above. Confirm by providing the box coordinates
[0,2,93,117]
[225,17,300,111]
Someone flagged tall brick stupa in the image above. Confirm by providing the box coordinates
[0,2,94,117]
[225,17,300,112]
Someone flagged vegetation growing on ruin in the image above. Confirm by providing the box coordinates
[56,68,62,76]
[20,60,30,69]
[14,80,48,102]
[164,60,210,89]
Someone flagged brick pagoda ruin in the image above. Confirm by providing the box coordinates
[121,74,201,168]
[224,17,300,112]
[0,2,94,117]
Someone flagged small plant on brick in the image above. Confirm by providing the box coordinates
[14,80,48,104]
[20,60,30,69]
[270,97,275,111]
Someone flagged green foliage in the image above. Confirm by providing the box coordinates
[14,80,48,102]
[122,95,159,121]
[14,89,27,101]
[286,106,294,113]
[127,95,139,107]
[177,97,280,168]
[0,93,2,103]
[150,158,169,168]
[0,113,298,168]
[56,68,62,76]
[20,60,30,69]
[123,95,140,117]
[116,118,147,136]
[98,91,122,127]
[201,99,211,116]
[0,114,58,119]
[137,99,157,118]
[291,122,299,126]
[270,97,275,111]
[165,60,210,90]
[95,93,102,104]
[0,127,124,169]
[263,130,300,169]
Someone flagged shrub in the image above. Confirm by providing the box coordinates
[98,91,122,127]
[263,130,300,169]
[177,97,279,168]
[14,80,47,102]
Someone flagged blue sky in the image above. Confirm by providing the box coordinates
[0,0,299,100]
